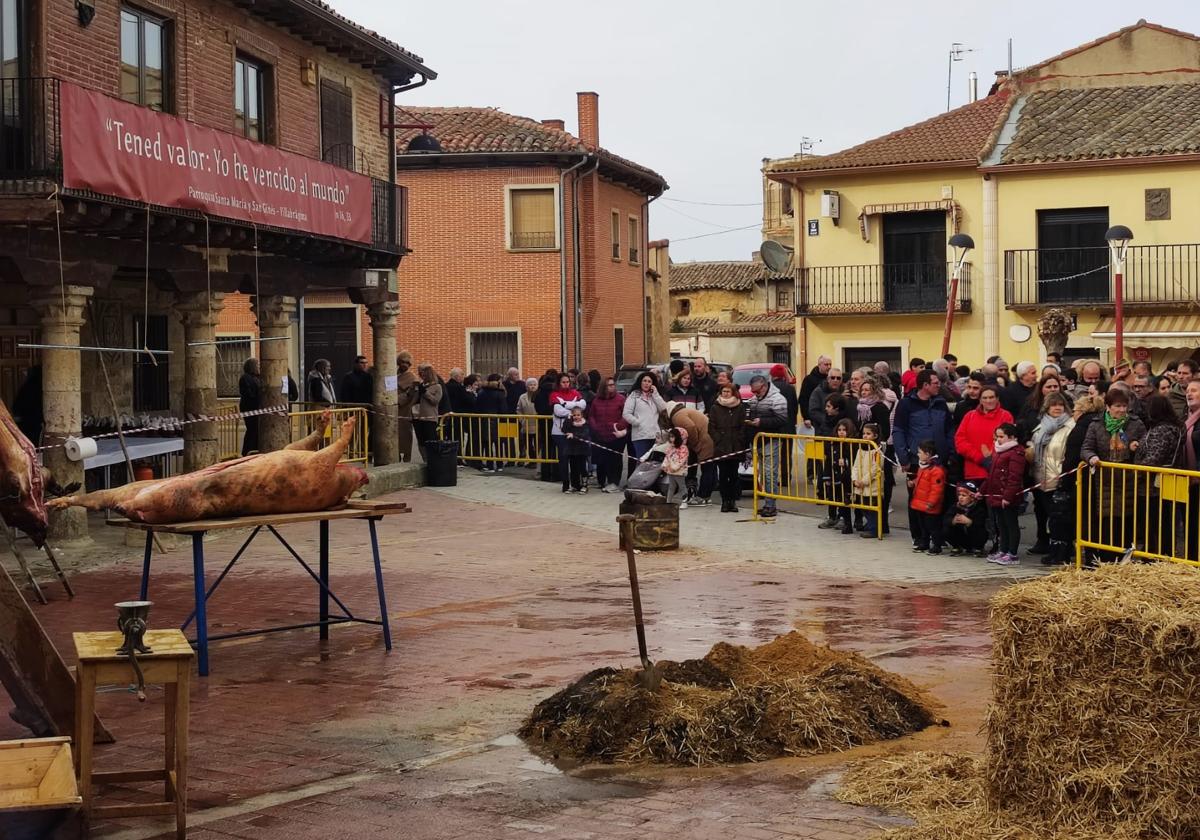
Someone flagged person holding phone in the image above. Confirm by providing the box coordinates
[587,376,629,492]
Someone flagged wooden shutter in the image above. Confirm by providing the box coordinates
[510,189,555,249]
[320,79,354,165]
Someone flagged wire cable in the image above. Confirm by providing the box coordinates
[669,223,762,242]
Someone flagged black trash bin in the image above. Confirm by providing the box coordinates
[425,440,459,487]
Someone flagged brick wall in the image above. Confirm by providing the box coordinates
[36,0,389,172]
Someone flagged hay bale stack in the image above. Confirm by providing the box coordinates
[986,564,1200,839]
[521,632,940,767]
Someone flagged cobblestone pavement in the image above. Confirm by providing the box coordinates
[1,480,1012,839]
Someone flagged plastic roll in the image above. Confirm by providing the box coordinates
[64,436,98,462]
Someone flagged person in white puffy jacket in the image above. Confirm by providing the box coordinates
[550,372,588,492]
[622,372,667,460]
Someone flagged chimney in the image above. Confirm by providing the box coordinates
[541,119,565,131]
[968,71,978,103]
[576,91,599,146]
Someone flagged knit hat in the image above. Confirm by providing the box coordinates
[769,363,788,380]
[957,480,981,498]
[397,350,413,365]
[663,400,681,416]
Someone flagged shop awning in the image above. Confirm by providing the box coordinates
[1092,314,1200,348]
[858,199,960,241]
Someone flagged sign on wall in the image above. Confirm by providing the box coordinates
[60,82,373,244]
[807,219,819,236]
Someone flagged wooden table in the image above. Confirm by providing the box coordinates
[74,629,192,839]
[108,500,409,676]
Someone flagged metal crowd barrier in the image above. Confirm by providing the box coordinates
[1076,460,1200,568]
[438,412,557,465]
[214,404,369,463]
[752,432,884,536]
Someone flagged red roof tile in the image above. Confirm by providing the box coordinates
[396,107,666,192]
[768,93,1010,175]
[669,261,788,292]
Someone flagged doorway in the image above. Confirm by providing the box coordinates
[1037,207,1109,304]
[882,211,946,312]
[303,306,359,387]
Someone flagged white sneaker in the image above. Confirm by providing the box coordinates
[605,484,620,493]
[678,502,688,509]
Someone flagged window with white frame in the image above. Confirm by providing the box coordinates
[628,216,640,264]
[611,210,621,260]
[776,287,791,311]
[508,187,557,250]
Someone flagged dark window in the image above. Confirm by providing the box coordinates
[1036,207,1109,304]
[303,307,359,390]
[628,217,640,263]
[677,298,690,316]
[614,327,624,369]
[319,78,354,169]
[120,6,169,111]
[132,314,169,411]
[768,344,791,367]
[843,345,902,375]
[235,55,271,142]
[776,287,791,310]
[882,210,947,312]
[216,336,253,399]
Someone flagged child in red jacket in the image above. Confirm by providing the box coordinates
[986,422,1026,566]
[909,439,947,554]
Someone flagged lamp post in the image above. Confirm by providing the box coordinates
[941,233,974,358]
[1105,225,1134,365]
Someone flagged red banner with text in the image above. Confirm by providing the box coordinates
[60,82,373,244]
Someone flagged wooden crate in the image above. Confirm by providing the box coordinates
[0,737,81,811]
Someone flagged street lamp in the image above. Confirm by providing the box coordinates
[1105,225,1134,365]
[941,233,974,358]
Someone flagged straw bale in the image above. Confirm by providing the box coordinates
[521,632,940,766]
[986,564,1200,839]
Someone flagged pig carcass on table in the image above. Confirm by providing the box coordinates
[0,400,47,546]
[48,414,368,525]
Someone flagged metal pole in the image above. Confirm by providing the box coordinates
[947,49,953,112]
[941,262,960,359]
[1114,263,1125,364]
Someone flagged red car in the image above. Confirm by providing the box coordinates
[733,363,796,400]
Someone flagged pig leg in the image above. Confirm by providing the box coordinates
[285,409,333,452]
[46,480,159,513]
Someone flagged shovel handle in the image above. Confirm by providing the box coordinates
[617,515,651,667]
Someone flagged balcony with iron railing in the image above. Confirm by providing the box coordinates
[0,77,407,257]
[796,262,971,316]
[1005,245,1200,308]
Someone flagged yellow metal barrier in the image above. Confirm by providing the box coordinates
[438,412,557,464]
[1076,460,1200,568]
[215,405,243,461]
[752,432,884,536]
[290,406,369,464]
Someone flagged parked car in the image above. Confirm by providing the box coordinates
[650,359,732,385]
[614,365,648,395]
[732,363,796,400]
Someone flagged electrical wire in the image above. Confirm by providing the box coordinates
[662,197,762,207]
[658,202,737,228]
[669,223,762,242]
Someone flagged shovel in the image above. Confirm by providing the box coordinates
[617,514,663,691]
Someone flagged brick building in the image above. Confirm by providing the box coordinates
[391,92,668,376]
[0,0,433,538]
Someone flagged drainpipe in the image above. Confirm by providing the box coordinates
[642,191,661,363]
[389,73,431,251]
[572,158,600,371]
[560,155,591,370]
[793,183,807,375]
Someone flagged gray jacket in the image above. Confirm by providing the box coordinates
[622,389,666,441]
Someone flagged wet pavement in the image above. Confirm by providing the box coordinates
[1,483,1008,839]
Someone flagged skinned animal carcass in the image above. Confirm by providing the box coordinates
[49,413,367,524]
[0,400,47,546]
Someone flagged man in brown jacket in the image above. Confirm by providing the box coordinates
[395,351,419,462]
[663,401,716,505]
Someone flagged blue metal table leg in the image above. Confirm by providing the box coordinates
[368,518,392,651]
[319,520,330,641]
[191,532,210,676]
[139,530,153,600]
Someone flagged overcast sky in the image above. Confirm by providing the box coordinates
[333,0,1197,263]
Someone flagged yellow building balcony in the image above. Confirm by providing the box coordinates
[797,262,971,316]
[1005,245,1200,309]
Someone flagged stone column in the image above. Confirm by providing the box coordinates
[365,300,400,465]
[252,294,297,452]
[176,291,226,471]
[32,286,94,542]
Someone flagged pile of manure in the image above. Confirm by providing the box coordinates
[835,563,1200,840]
[520,631,940,767]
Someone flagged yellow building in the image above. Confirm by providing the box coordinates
[768,20,1200,374]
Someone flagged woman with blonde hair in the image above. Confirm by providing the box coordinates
[413,363,443,458]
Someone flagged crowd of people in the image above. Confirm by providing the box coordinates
[313,348,1200,568]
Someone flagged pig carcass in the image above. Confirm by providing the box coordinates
[0,400,47,546]
[49,413,367,525]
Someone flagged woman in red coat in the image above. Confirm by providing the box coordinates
[986,422,1026,566]
[954,386,1013,482]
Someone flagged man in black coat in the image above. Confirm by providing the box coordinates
[691,357,719,411]
[504,367,525,413]
[1001,361,1037,417]
[446,368,471,413]
[339,355,374,404]
[798,355,831,429]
